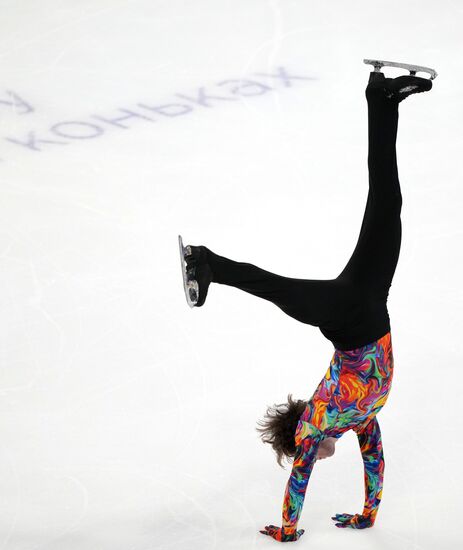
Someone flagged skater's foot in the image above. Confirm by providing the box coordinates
[366,71,432,103]
[183,245,214,307]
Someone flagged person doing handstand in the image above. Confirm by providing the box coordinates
[179,59,435,542]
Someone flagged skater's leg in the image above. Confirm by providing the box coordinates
[337,73,403,299]
[204,247,339,327]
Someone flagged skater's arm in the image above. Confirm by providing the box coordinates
[281,423,321,535]
[355,416,384,526]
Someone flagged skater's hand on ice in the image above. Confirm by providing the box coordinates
[259,525,305,542]
[331,512,374,529]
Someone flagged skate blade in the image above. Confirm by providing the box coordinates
[178,234,198,308]
[363,58,438,80]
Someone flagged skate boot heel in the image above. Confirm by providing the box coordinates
[368,71,386,84]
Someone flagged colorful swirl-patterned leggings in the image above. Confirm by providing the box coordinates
[282,331,394,534]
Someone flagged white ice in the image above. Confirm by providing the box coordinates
[0,1,462,549]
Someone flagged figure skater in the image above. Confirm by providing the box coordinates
[178,59,435,542]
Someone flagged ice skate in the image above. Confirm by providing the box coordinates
[178,235,213,308]
[363,58,438,80]
[364,59,435,103]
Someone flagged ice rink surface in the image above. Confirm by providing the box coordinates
[0,0,462,548]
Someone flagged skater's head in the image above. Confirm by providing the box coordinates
[255,394,336,469]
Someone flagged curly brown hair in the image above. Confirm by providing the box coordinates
[255,393,308,469]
